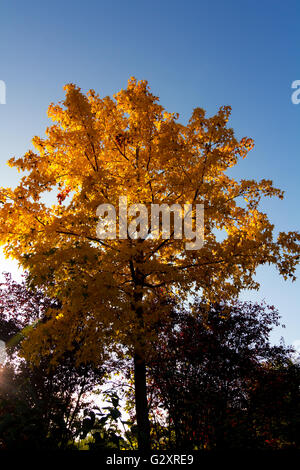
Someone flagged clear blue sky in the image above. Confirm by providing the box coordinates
[0,0,299,346]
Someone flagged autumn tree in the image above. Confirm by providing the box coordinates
[0,78,299,450]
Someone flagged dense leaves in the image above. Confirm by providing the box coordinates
[0,78,299,363]
[0,273,106,449]
[146,300,300,449]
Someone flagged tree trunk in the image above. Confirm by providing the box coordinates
[132,273,151,452]
[134,348,151,452]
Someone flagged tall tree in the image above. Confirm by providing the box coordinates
[0,78,299,450]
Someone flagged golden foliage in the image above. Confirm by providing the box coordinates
[0,77,299,364]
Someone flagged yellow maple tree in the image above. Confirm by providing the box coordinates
[0,77,299,450]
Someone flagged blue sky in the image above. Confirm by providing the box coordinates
[0,0,299,346]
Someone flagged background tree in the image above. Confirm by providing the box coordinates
[0,273,107,449]
[146,299,300,450]
[0,78,299,450]
[247,358,300,449]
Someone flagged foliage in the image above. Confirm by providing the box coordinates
[78,392,137,450]
[0,78,299,449]
[0,78,298,362]
[0,273,106,449]
[145,299,300,450]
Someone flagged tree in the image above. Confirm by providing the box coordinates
[0,78,299,450]
[0,273,106,449]
[247,359,300,449]
[146,300,299,450]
